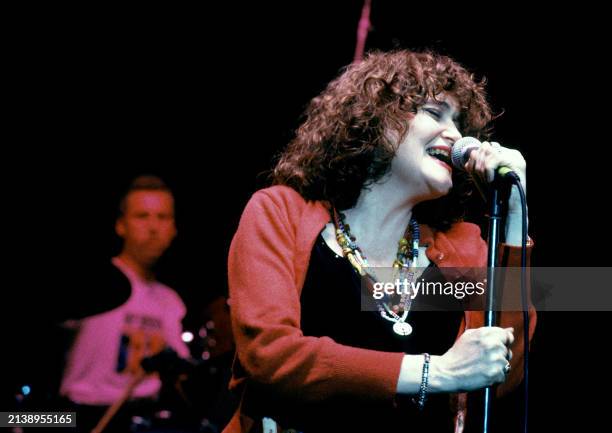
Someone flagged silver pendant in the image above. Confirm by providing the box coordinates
[392,321,413,336]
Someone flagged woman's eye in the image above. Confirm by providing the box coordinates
[425,108,441,119]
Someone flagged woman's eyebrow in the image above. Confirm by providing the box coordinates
[428,100,460,120]
[430,100,450,110]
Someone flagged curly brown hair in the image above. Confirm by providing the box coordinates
[272,49,493,230]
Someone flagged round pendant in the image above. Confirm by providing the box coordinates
[393,321,413,336]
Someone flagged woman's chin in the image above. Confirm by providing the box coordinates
[427,174,453,196]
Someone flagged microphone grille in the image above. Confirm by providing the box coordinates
[451,136,481,168]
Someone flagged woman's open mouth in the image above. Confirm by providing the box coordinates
[426,146,453,173]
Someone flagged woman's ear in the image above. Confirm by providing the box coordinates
[115,218,125,238]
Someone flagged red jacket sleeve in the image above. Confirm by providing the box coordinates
[227,190,404,403]
[496,241,537,397]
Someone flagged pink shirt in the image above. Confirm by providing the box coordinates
[60,257,189,405]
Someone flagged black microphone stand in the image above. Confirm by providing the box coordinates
[481,176,513,433]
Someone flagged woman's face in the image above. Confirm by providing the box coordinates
[390,93,462,201]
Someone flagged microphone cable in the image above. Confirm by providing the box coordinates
[505,172,530,433]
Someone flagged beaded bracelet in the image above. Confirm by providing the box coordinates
[415,353,430,410]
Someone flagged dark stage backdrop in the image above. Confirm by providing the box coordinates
[6,2,610,430]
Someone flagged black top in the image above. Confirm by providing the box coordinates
[293,233,464,432]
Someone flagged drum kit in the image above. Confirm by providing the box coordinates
[11,296,236,433]
[109,296,236,433]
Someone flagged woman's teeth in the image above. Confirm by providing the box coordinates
[426,148,452,165]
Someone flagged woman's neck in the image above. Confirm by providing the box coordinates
[341,177,420,266]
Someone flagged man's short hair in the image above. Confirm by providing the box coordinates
[118,175,173,216]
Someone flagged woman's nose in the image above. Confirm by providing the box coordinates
[442,122,462,144]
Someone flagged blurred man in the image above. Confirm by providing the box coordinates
[60,175,189,431]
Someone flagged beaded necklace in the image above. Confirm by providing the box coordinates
[333,208,420,336]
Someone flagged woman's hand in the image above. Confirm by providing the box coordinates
[464,141,528,244]
[429,326,514,392]
[464,141,526,187]
[464,141,526,211]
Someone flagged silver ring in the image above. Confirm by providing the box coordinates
[503,362,511,375]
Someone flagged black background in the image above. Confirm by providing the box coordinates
[5,2,610,430]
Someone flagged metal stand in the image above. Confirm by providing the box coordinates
[481,178,512,433]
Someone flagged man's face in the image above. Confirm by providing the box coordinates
[116,190,177,266]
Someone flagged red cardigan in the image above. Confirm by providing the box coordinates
[224,185,536,433]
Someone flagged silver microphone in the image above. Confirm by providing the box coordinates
[450,136,482,170]
[451,137,517,179]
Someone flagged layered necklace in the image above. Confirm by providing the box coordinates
[333,208,420,336]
